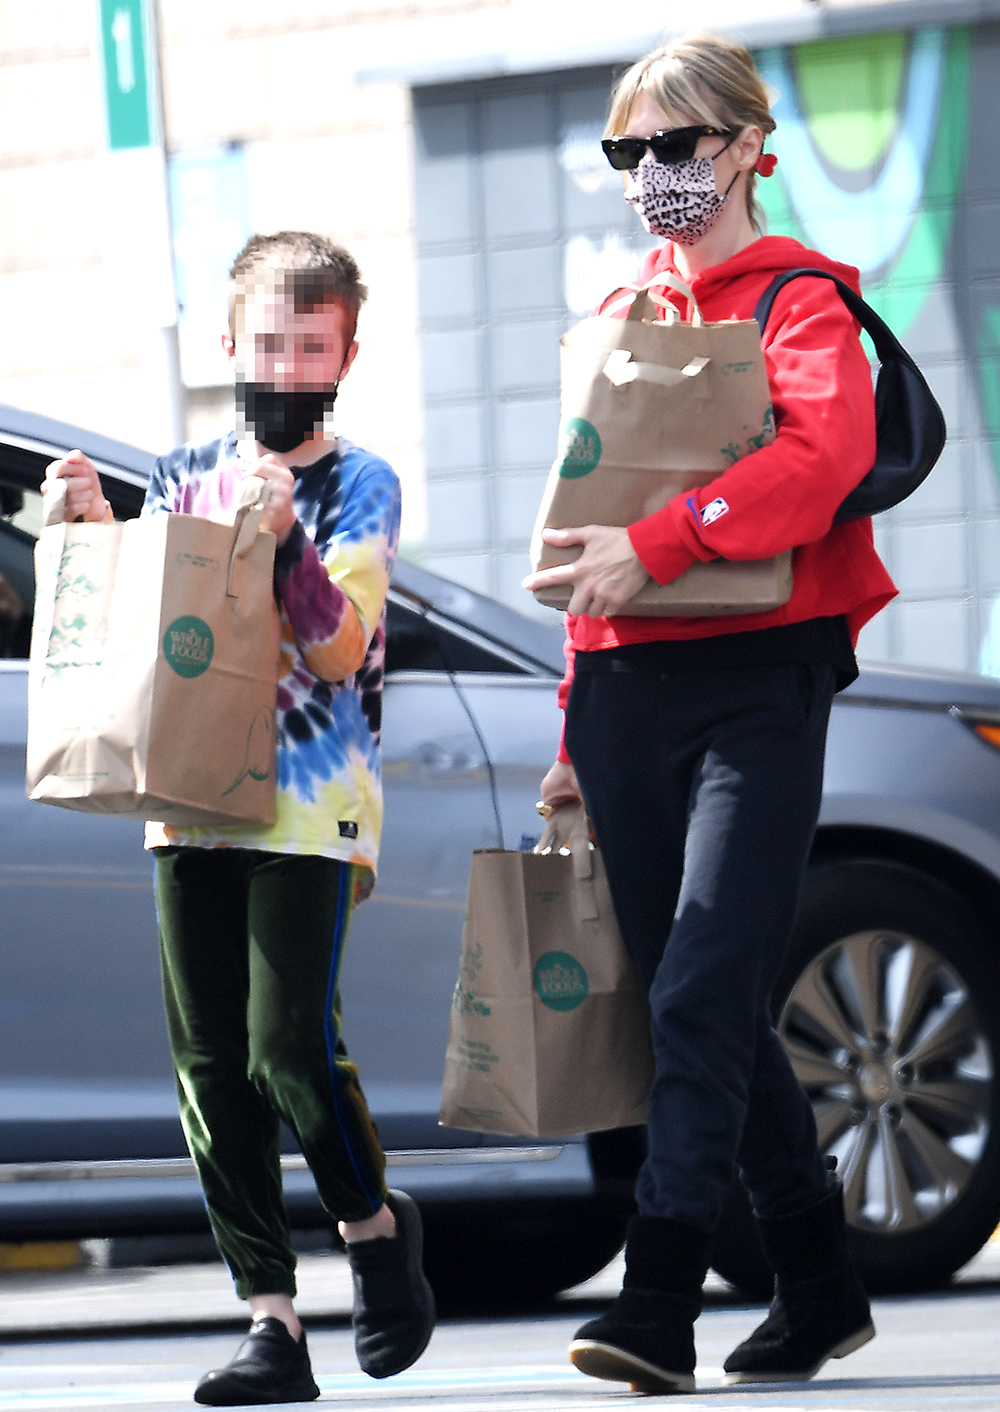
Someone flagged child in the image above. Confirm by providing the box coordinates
[43,231,435,1407]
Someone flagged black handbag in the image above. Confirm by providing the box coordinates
[753,268,946,524]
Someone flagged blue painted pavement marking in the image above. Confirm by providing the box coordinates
[2,1362,1000,1410]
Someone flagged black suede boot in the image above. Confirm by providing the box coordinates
[569,1216,711,1394]
[194,1317,319,1406]
[723,1180,875,1384]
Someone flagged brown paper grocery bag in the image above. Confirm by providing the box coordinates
[530,273,791,615]
[27,478,280,825]
[439,805,653,1137]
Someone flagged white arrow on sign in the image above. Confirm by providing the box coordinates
[110,7,136,94]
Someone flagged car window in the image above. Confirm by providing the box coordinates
[385,598,528,675]
[2,480,41,536]
[0,449,146,661]
[0,466,530,675]
[0,477,40,659]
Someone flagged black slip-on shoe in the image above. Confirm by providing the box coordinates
[194,1316,319,1406]
[346,1188,436,1379]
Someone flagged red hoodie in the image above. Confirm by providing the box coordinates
[555,236,898,736]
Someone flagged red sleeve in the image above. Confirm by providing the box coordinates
[627,280,877,583]
[555,630,576,764]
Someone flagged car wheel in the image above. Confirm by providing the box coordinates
[421,1199,630,1311]
[710,859,1000,1297]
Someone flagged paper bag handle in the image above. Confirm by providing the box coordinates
[603,272,704,327]
[41,478,69,527]
[642,271,703,323]
[535,802,600,920]
[535,801,585,851]
[227,475,273,598]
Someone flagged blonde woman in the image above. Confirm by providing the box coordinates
[525,33,893,1394]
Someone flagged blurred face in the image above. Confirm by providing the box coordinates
[225,270,359,452]
[227,271,358,391]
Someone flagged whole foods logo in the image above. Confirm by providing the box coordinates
[533,951,589,1011]
[163,616,214,678]
[557,417,602,478]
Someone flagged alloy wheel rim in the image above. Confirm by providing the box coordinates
[778,929,993,1232]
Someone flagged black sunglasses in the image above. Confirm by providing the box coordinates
[602,125,736,171]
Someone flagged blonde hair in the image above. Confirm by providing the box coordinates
[605,33,776,235]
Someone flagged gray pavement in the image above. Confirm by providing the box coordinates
[1,1242,999,1406]
[0,1243,629,1338]
[1,1235,999,1340]
[0,1244,999,1411]
[0,1241,357,1338]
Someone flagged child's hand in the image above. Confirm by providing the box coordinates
[42,450,110,522]
[250,456,297,547]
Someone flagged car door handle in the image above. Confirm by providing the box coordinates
[418,742,481,772]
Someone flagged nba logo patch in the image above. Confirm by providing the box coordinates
[700,497,729,526]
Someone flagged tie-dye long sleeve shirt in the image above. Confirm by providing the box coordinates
[141,432,401,874]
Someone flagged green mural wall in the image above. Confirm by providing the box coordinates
[756,29,968,335]
[751,25,1000,672]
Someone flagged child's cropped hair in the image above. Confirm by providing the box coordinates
[228,231,369,338]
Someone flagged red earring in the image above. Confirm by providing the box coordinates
[755,152,778,177]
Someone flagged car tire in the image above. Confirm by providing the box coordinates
[710,858,1000,1298]
[420,1200,630,1311]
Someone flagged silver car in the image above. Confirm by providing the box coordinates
[3,402,1000,1303]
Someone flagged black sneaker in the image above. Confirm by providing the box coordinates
[194,1317,319,1406]
[346,1189,436,1379]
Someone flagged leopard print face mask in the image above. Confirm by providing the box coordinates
[624,149,738,246]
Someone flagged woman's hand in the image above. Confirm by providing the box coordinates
[250,455,297,547]
[42,450,110,522]
[522,525,650,617]
[540,759,583,811]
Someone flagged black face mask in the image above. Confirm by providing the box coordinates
[235,383,339,454]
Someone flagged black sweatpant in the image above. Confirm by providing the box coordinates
[565,657,834,1235]
[154,846,388,1298]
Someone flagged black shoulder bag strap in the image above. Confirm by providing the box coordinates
[753,266,946,525]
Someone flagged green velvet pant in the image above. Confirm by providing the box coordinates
[154,846,388,1299]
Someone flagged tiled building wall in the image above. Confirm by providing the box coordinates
[3,0,997,673]
[413,72,649,611]
[0,0,448,542]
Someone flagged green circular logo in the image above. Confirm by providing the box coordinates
[163,616,214,678]
[534,951,589,1011]
[558,417,602,478]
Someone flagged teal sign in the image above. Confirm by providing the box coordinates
[533,951,589,1011]
[163,616,214,678]
[98,0,154,150]
[557,418,602,478]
